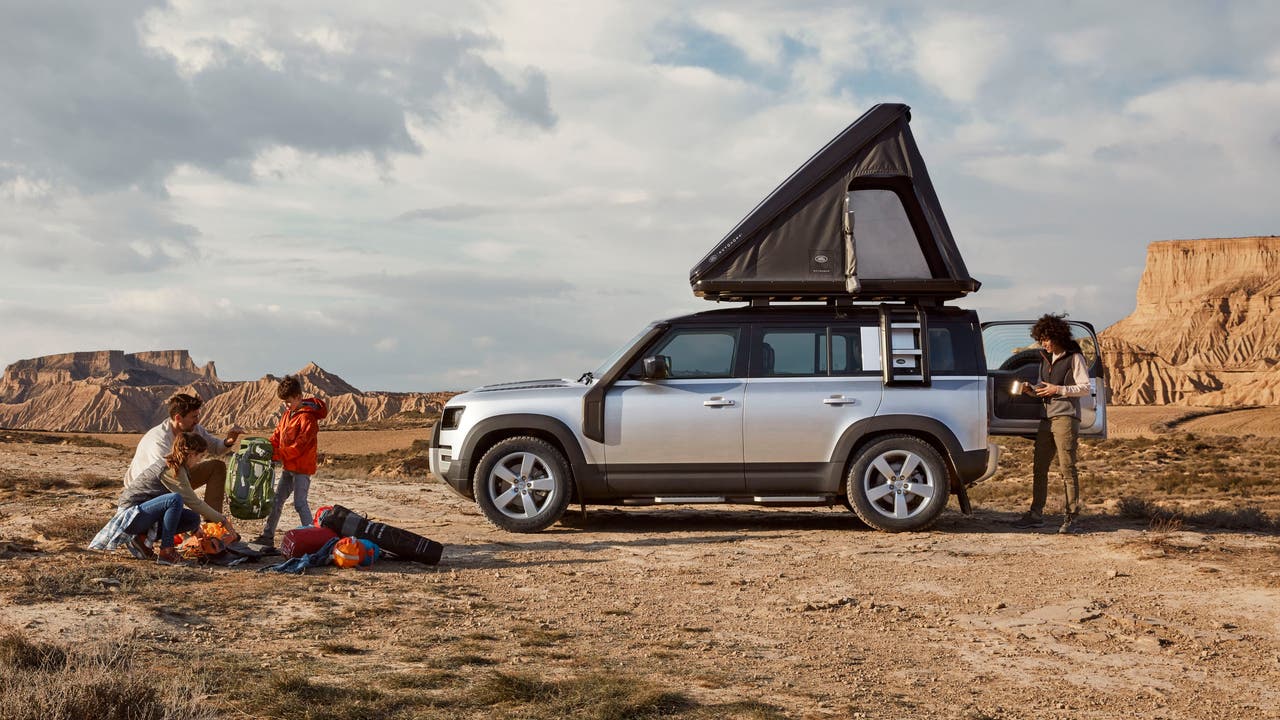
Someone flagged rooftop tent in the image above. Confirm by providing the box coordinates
[689,103,980,302]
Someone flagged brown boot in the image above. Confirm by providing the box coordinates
[126,533,155,559]
[156,547,191,566]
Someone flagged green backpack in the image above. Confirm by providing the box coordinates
[225,437,276,519]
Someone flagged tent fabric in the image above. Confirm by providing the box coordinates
[689,103,980,302]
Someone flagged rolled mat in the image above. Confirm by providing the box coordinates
[320,505,444,565]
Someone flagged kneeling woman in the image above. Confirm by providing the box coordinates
[91,432,237,564]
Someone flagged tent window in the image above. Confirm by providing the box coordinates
[846,189,931,279]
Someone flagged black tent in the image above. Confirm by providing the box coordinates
[689,103,980,302]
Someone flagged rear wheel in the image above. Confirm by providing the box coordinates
[846,435,949,532]
[473,436,572,533]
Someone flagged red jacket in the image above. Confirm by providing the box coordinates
[270,397,327,474]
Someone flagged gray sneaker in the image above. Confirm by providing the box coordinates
[1059,516,1082,534]
[1012,512,1045,529]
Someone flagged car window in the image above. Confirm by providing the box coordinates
[982,321,1096,372]
[759,328,827,376]
[640,328,740,379]
[830,325,872,376]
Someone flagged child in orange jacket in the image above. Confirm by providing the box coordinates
[253,375,327,546]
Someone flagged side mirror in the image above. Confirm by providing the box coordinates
[642,355,671,380]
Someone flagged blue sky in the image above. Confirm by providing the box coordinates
[2,1,1278,391]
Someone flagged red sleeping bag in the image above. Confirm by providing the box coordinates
[281,526,339,558]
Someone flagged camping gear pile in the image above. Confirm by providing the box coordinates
[263,504,443,574]
[168,521,266,565]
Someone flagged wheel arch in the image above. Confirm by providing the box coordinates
[828,415,965,495]
[460,414,589,501]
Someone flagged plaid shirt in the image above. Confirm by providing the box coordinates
[88,506,149,556]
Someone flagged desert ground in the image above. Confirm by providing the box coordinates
[2,407,1279,719]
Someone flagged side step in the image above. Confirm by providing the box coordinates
[619,495,831,506]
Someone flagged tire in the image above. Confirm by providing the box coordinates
[472,436,572,533]
[845,435,949,532]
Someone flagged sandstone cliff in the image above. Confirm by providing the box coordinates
[1101,236,1280,405]
[0,351,452,432]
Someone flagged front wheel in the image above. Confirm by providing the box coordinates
[473,437,572,533]
[846,436,949,532]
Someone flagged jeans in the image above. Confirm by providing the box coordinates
[261,470,312,538]
[123,493,201,548]
[1031,415,1081,517]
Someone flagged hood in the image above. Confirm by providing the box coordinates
[472,378,575,393]
[294,397,328,419]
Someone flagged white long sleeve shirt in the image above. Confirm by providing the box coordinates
[1053,352,1092,397]
[124,421,230,486]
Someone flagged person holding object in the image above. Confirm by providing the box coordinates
[1012,313,1091,533]
[92,432,237,564]
[125,392,243,518]
[252,375,327,547]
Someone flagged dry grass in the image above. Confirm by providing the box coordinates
[1118,495,1278,532]
[6,558,212,604]
[460,671,695,719]
[973,430,1280,527]
[0,628,216,720]
[0,470,73,495]
[33,514,106,544]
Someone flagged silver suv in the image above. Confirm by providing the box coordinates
[429,102,1108,532]
[428,306,1107,533]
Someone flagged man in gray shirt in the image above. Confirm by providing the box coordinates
[121,392,245,514]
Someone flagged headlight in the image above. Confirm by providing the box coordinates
[441,406,465,430]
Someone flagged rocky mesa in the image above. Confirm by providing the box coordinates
[1101,236,1280,405]
[0,351,453,432]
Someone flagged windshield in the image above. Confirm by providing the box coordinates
[592,324,656,379]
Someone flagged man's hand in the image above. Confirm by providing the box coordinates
[224,426,246,447]
[1034,383,1060,398]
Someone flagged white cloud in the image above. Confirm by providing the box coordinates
[912,14,1011,103]
[3,1,1279,389]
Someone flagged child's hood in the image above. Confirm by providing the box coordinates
[295,397,328,419]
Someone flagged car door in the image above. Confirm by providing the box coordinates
[602,325,746,496]
[982,320,1107,437]
[743,323,882,493]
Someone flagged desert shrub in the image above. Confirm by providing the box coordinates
[1116,495,1277,532]
[0,472,72,494]
[34,515,107,544]
[1118,497,1177,522]
[1192,506,1277,531]
[11,559,210,603]
[464,670,693,719]
[80,475,118,491]
[0,629,215,720]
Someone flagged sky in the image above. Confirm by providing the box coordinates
[2,1,1279,392]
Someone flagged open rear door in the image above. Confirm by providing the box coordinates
[982,321,1107,437]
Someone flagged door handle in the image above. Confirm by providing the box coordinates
[703,397,736,407]
[823,396,857,406]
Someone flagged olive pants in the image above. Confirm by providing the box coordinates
[186,458,227,514]
[1030,416,1080,517]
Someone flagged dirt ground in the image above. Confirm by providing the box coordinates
[2,410,1280,719]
